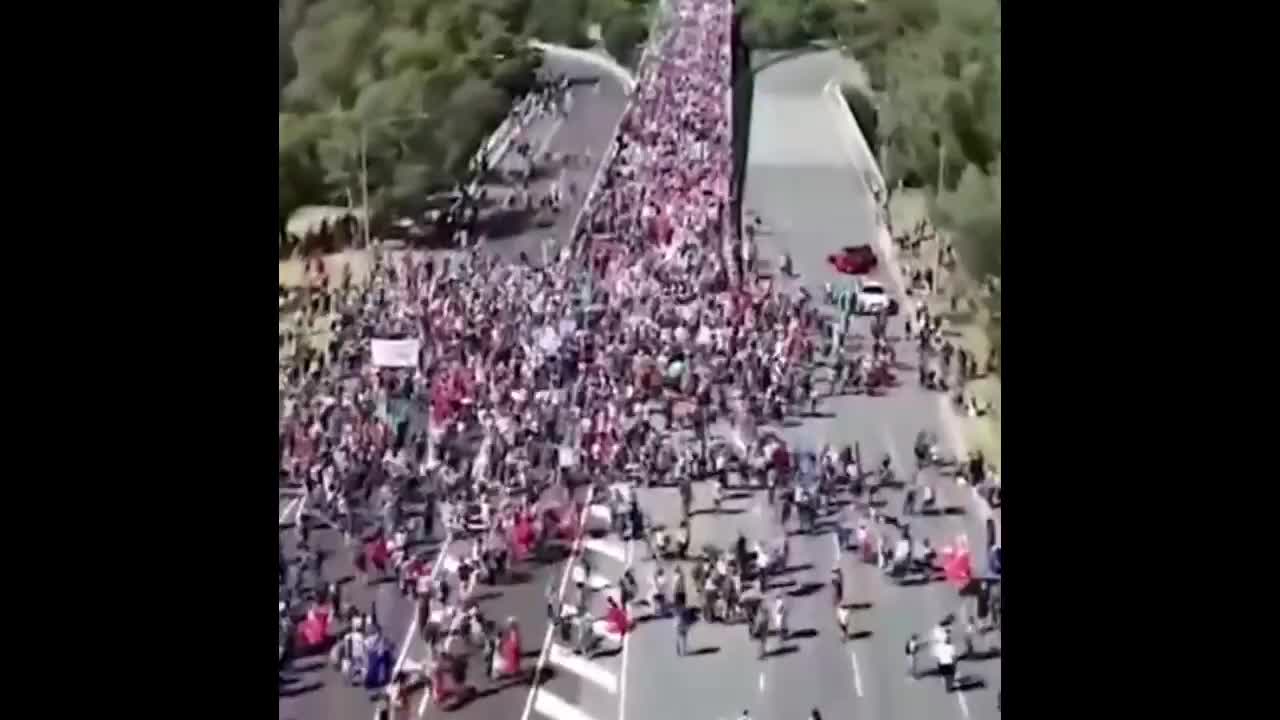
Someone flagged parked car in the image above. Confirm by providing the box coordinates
[852,279,893,314]
[827,244,878,275]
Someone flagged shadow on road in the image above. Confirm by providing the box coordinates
[278,681,324,698]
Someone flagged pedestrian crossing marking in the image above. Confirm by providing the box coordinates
[548,643,619,693]
[583,537,626,563]
[441,554,460,574]
[588,504,612,524]
[571,565,612,591]
[592,620,623,644]
[534,688,597,720]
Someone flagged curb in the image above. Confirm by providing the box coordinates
[822,78,977,463]
[529,41,639,94]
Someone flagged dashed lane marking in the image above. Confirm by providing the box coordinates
[548,642,619,694]
[534,688,598,720]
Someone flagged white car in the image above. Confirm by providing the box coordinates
[853,280,892,314]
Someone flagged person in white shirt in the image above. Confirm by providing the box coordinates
[772,597,789,641]
[934,640,958,690]
[931,622,949,648]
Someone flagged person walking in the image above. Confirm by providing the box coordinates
[935,637,958,691]
[673,566,688,614]
[544,579,559,622]
[650,564,668,617]
[906,633,920,678]
[675,607,690,656]
[752,603,769,659]
[836,604,851,642]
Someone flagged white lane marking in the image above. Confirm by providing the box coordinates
[534,116,568,160]
[617,539,633,720]
[416,579,475,717]
[534,688,597,720]
[562,77,630,250]
[591,620,624,644]
[583,536,626,563]
[549,643,619,694]
[390,519,452,702]
[758,672,766,692]
[850,651,865,698]
[441,555,460,575]
[571,565,612,591]
[832,531,842,560]
[957,690,970,718]
[519,488,598,720]
[279,497,301,524]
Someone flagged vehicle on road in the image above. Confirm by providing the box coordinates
[851,279,892,315]
[827,244,878,275]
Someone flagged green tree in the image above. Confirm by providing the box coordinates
[740,0,809,49]
[832,0,999,282]
[602,11,649,67]
[523,0,590,47]
[932,161,1000,279]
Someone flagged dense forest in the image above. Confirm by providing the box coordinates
[278,0,652,234]
[741,0,1000,280]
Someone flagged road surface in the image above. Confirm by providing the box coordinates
[278,48,631,720]
[621,49,1002,720]
[507,48,1003,720]
[473,50,630,265]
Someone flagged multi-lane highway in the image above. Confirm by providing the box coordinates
[278,47,631,720]
[508,48,1002,720]
[279,38,1000,720]
[621,48,1001,720]
[474,49,632,265]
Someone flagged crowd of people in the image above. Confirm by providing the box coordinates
[279,0,1001,716]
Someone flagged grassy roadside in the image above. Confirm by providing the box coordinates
[889,190,1001,469]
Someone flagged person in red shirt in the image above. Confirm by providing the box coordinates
[605,596,631,636]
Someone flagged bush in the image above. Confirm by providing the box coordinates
[524,0,592,47]
[602,11,649,67]
[740,0,809,49]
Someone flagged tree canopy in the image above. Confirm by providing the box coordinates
[740,0,1000,280]
[278,0,635,232]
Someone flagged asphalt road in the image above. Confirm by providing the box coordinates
[622,49,1002,720]
[278,48,630,720]
[475,51,630,265]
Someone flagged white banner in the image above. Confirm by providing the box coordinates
[371,339,420,368]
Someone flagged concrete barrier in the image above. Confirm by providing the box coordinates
[823,78,977,461]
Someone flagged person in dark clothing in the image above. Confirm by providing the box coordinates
[906,634,920,677]
[675,608,690,656]
[752,605,769,658]
[628,501,644,541]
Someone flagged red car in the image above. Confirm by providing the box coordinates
[827,245,878,275]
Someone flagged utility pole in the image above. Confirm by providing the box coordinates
[360,124,371,248]
[352,112,430,250]
[937,140,946,192]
